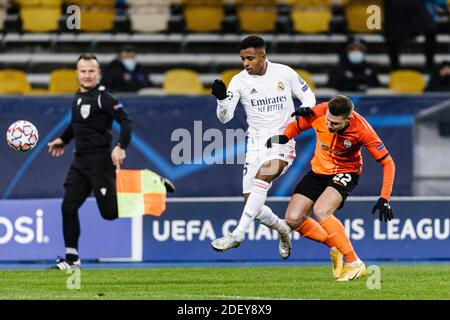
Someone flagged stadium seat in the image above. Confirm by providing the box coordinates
[344,0,383,33]
[237,6,277,33]
[287,0,331,5]
[80,9,115,32]
[20,6,62,32]
[66,0,115,7]
[49,69,79,94]
[180,0,223,4]
[295,69,316,90]
[0,6,6,31]
[221,68,242,87]
[18,0,62,5]
[183,6,224,33]
[388,70,426,94]
[163,69,206,95]
[0,70,31,94]
[129,6,170,33]
[291,6,332,34]
[128,0,171,33]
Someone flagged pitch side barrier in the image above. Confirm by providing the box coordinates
[141,196,450,262]
[0,196,449,262]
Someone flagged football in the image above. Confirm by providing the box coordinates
[6,120,39,152]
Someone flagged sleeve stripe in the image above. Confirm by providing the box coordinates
[296,118,301,131]
[97,94,102,109]
[376,153,390,162]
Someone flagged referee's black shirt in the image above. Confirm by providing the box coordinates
[60,84,133,155]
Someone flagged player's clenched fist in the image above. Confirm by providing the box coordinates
[291,106,314,118]
[265,135,289,149]
[211,79,228,100]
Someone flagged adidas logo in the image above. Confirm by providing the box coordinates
[250,88,258,94]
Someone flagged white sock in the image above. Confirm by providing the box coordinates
[348,259,363,267]
[65,247,78,256]
[255,205,288,234]
[234,179,270,240]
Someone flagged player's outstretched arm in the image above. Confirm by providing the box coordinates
[372,155,395,222]
[48,138,65,157]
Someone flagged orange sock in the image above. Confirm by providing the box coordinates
[319,215,358,264]
[294,217,329,244]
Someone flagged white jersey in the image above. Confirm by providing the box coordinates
[216,61,316,144]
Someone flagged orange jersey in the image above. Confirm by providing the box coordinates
[284,102,389,176]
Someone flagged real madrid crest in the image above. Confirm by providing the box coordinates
[277,81,285,91]
[343,139,352,148]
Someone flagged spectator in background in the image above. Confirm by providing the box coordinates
[102,45,152,92]
[327,37,380,92]
[383,0,443,71]
[426,61,450,92]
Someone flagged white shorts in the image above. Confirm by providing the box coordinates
[242,141,296,194]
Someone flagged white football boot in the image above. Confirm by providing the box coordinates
[211,233,242,252]
[277,220,292,259]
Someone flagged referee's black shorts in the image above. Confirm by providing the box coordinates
[293,170,360,210]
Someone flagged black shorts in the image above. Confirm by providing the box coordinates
[293,170,360,210]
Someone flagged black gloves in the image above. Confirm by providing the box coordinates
[265,135,289,149]
[372,197,393,222]
[291,107,314,118]
[211,79,227,100]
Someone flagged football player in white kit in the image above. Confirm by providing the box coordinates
[210,36,316,258]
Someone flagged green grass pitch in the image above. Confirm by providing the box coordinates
[1,265,450,300]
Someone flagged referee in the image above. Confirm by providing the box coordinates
[48,53,173,270]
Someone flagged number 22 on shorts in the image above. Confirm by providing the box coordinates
[333,173,352,186]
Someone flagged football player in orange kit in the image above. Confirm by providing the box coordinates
[266,95,395,281]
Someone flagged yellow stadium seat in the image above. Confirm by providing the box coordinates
[234,0,276,5]
[18,0,62,6]
[345,0,383,33]
[237,6,277,33]
[181,0,224,4]
[65,0,115,7]
[0,7,6,31]
[221,68,242,87]
[20,7,61,32]
[291,7,332,33]
[295,69,316,90]
[80,9,115,32]
[288,0,331,5]
[163,69,206,95]
[184,6,224,32]
[389,70,425,94]
[49,69,79,94]
[0,70,31,94]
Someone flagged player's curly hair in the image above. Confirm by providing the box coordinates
[328,95,354,118]
[239,36,266,51]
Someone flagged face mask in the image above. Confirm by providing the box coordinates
[122,59,137,71]
[348,51,364,64]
